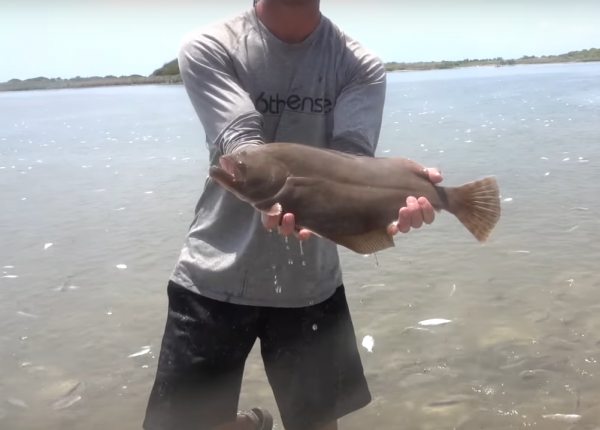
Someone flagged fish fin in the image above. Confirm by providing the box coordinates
[444,176,501,242]
[253,202,282,217]
[334,229,395,254]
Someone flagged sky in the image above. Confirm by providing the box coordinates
[1,0,598,82]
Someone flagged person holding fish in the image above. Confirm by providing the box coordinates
[143,1,443,430]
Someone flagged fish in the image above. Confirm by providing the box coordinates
[51,394,81,410]
[208,142,501,254]
[418,318,452,326]
[128,346,151,358]
[541,414,582,423]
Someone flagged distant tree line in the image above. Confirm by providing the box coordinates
[0,74,181,92]
[1,48,597,92]
[383,48,599,71]
[148,48,599,75]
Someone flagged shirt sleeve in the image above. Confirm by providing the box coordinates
[330,45,387,157]
[178,30,265,155]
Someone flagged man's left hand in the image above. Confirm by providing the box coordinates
[389,167,443,235]
[262,167,443,240]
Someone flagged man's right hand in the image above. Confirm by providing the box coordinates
[261,212,312,241]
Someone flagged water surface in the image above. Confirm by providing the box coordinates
[1,62,599,429]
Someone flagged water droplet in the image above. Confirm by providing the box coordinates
[312,324,318,331]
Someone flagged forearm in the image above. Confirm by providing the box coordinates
[330,50,387,157]
[178,31,265,156]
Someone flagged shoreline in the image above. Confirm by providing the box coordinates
[385,59,599,73]
[1,60,598,93]
[390,60,597,71]
[0,75,183,93]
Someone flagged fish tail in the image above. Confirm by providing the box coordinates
[442,176,501,242]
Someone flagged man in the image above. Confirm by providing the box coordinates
[143,1,442,430]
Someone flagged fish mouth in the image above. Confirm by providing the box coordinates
[219,155,246,181]
[209,155,247,189]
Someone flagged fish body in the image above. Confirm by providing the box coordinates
[418,318,452,326]
[542,414,582,423]
[209,142,501,254]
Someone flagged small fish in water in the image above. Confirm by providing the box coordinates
[418,318,452,326]
[51,395,81,410]
[360,283,385,289]
[209,143,501,254]
[49,381,85,410]
[6,397,28,409]
[361,335,374,352]
[541,414,582,423]
[17,311,38,318]
[128,347,151,358]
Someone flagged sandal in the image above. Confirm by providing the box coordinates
[240,407,274,430]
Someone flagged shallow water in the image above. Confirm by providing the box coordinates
[1,62,599,429]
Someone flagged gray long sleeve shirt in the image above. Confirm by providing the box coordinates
[170,8,387,307]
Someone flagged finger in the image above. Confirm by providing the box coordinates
[296,229,312,241]
[278,213,295,236]
[407,196,423,229]
[397,206,411,234]
[418,197,435,225]
[261,212,280,230]
[426,167,443,184]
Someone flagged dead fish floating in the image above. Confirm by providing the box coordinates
[209,143,501,254]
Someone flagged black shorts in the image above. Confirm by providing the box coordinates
[143,281,371,430]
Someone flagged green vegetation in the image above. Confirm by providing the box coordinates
[0,74,182,92]
[384,48,600,72]
[148,47,599,75]
[1,48,597,92]
[151,59,180,76]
